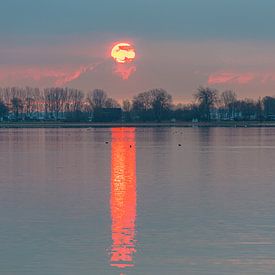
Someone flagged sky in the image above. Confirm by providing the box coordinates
[1,0,275,102]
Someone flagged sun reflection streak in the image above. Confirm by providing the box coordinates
[110,128,137,270]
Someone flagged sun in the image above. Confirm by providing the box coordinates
[111,43,136,64]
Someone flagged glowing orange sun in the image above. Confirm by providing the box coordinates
[111,43,136,64]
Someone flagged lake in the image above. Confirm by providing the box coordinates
[0,127,275,274]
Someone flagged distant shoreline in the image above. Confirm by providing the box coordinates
[1,121,275,128]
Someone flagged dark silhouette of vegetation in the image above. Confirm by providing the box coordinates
[263,96,275,120]
[11,97,23,120]
[219,90,237,120]
[122,99,132,122]
[132,89,172,121]
[194,87,218,121]
[0,101,9,120]
[1,86,275,123]
[87,89,120,122]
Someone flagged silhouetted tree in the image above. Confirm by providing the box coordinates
[24,87,43,119]
[173,104,200,121]
[105,98,120,108]
[151,89,172,121]
[122,99,131,112]
[132,91,153,121]
[44,88,68,119]
[220,90,237,107]
[235,99,258,120]
[263,96,275,120]
[1,85,275,123]
[87,89,121,121]
[11,97,23,120]
[122,99,132,121]
[87,89,108,110]
[194,87,218,121]
[256,98,264,121]
[132,88,172,121]
[0,101,9,120]
[25,97,35,119]
[65,89,86,121]
[220,90,237,119]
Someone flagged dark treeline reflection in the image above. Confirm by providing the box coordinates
[1,86,275,122]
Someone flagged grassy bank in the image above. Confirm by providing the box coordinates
[1,121,275,128]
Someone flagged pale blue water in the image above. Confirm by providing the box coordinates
[0,127,275,274]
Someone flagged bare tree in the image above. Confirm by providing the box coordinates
[87,89,108,110]
[263,96,275,119]
[44,88,68,119]
[132,88,172,121]
[67,89,84,112]
[122,99,132,121]
[65,89,85,121]
[220,90,237,119]
[151,89,172,121]
[220,90,237,107]
[105,98,120,108]
[24,87,42,119]
[11,97,23,120]
[122,99,132,113]
[0,101,9,120]
[234,99,258,120]
[173,104,200,121]
[194,87,218,121]
[132,91,152,113]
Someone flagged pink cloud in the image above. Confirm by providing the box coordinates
[208,72,255,85]
[208,71,275,86]
[113,64,136,80]
[238,74,255,84]
[261,73,275,84]
[0,67,64,81]
[54,63,101,86]
[0,63,101,87]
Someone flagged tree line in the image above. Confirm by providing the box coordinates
[1,86,275,122]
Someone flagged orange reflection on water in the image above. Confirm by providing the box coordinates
[110,128,137,269]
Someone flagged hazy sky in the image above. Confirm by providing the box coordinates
[1,0,275,101]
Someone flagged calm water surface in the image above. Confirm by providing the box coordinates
[0,127,275,274]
